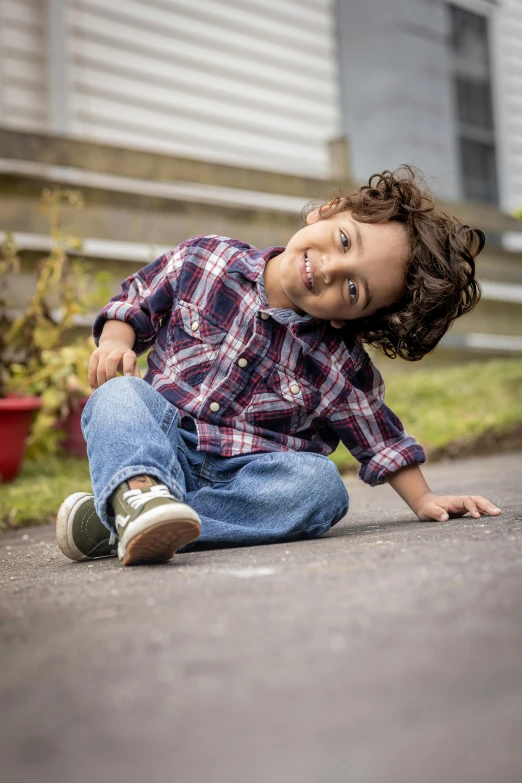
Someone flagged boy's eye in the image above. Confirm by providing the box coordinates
[340,230,350,252]
[348,280,357,303]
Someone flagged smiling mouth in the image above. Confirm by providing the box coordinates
[301,253,314,291]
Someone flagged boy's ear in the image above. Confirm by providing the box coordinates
[330,319,345,329]
[306,207,322,225]
[306,201,340,225]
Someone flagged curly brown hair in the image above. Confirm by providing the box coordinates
[303,165,484,361]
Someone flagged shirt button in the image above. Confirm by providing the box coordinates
[191,321,199,331]
[237,357,248,368]
[290,384,300,395]
[209,401,220,412]
[260,312,270,320]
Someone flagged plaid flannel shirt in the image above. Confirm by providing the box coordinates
[93,235,425,486]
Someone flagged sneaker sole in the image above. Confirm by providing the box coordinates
[56,492,95,562]
[119,505,201,566]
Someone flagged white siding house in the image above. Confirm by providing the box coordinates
[0,0,521,203]
[0,0,48,131]
[0,0,340,177]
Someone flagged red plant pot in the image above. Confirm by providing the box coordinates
[59,395,89,457]
[0,396,42,482]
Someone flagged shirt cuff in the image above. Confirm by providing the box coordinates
[92,303,157,355]
[358,440,426,486]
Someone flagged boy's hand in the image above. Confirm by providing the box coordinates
[388,465,501,523]
[88,340,141,390]
[414,493,501,522]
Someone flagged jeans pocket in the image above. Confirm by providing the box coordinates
[199,451,267,484]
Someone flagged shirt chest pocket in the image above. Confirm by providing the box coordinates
[168,302,227,388]
[243,365,322,433]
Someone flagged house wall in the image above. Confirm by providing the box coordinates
[0,0,48,131]
[334,0,461,200]
[0,0,341,178]
[495,0,522,213]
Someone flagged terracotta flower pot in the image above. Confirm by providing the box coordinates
[0,395,42,482]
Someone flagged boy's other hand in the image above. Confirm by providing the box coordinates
[414,493,501,523]
[88,341,141,390]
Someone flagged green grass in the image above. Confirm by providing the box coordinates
[330,357,522,473]
[2,358,522,531]
[0,456,91,532]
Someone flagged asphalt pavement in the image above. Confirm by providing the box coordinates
[1,451,522,783]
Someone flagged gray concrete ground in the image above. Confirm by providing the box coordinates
[1,452,522,783]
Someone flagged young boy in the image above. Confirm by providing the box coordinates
[56,167,501,566]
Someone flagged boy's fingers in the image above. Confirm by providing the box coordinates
[105,351,123,381]
[88,353,99,390]
[121,351,138,377]
[422,496,500,523]
[421,502,448,522]
[88,350,139,388]
[96,361,108,389]
[474,496,501,515]
[464,497,480,518]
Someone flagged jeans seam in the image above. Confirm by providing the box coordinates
[160,401,178,436]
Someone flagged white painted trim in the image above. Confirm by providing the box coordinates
[443,332,522,352]
[502,231,522,252]
[6,308,94,328]
[3,231,522,309]
[443,3,464,203]
[0,157,308,215]
[0,231,168,264]
[7,301,522,352]
[481,280,522,303]
[489,0,512,213]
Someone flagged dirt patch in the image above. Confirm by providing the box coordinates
[427,424,522,462]
[338,424,522,477]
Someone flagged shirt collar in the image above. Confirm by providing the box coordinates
[228,243,327,355]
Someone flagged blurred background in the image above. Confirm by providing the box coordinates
[1,0,522,504]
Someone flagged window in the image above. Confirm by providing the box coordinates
[448,4,498,204]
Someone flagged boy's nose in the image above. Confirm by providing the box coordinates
[321,254,344,284]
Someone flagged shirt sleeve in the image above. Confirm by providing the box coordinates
[330,357,426,486]
[92,239,192,355]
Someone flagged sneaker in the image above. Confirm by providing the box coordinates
[111,478,201,566]
[56,492,118,561]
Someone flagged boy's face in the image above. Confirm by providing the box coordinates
[263,209,409,328]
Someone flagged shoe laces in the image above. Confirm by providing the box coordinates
[122,484,173,510]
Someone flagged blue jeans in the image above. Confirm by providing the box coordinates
[81,377,349,549]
